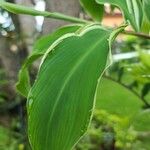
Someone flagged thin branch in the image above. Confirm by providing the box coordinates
[104,75,150,108]
[0,2,90,24]
[122,31,150,40]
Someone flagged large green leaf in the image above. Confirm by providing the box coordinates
[95,0,143,31]
[96,78,143,116]
[16,24,82,97]
[80,0,104,21]
[27,24,125,150]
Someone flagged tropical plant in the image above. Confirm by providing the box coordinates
[0,1,150,150]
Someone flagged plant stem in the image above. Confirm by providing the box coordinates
[0,2,90,24]
[44,12,90,24]
[104,75,150,108]
[122,31,150,39]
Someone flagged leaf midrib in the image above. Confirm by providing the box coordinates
[45,33,109,148]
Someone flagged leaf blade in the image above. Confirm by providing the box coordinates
[143,0,150,22]
[27,24,125,150]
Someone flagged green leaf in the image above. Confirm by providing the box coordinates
[96,78,143,116]
[27,24,125,150]
[95,0,143,31]
[141,0,150,34]
[143,0,150,22]
[0,2,88,24]
[16,24,82,97]
[141,83,150,98]
[140,51,150,69]
[133,110,150,131]
[141,16,150,34]
[16,68,30,98]
[80,0,104,21]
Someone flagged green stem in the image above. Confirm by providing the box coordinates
[44,12,90,24]
[0,2,90,24]
[122,30,150,39]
